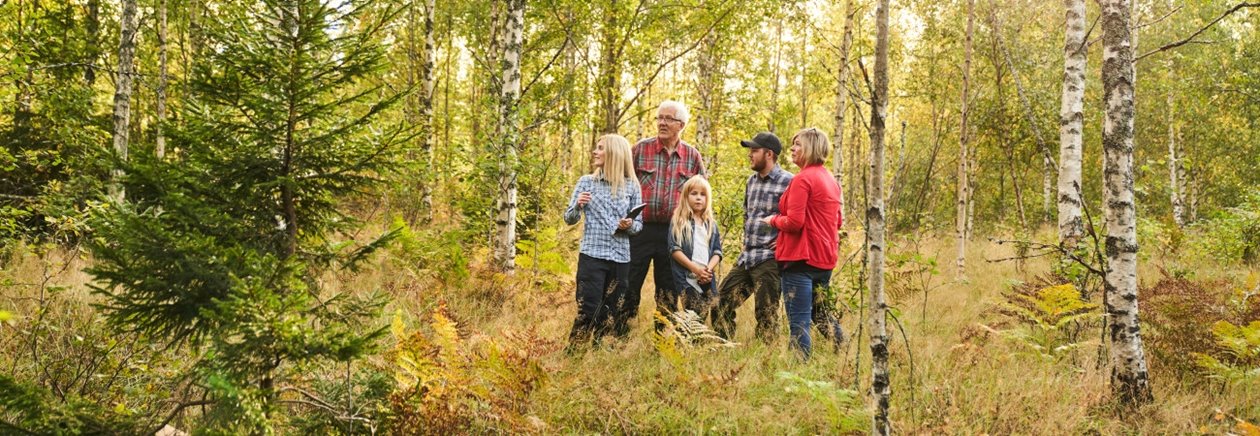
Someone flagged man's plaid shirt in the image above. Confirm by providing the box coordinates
[633,137,706,224]
[737,165,793,268]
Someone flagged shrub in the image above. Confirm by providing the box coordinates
[387,304,555,434]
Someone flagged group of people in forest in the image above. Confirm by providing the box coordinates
[564,100,845,359]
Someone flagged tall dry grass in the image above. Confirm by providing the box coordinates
[2,227,1256,433]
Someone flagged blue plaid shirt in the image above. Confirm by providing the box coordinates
[737,166,793,268]
[563,175,643,263]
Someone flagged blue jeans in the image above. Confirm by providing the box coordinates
[782,267,832,360]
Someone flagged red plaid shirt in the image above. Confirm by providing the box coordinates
[633,137,706,223]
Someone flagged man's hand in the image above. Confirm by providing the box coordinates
[760,215,776,227]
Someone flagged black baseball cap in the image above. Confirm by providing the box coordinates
[740,132,782,155]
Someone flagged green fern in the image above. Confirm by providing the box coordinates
[986,283,1100,359]
[1192,320,1260,385]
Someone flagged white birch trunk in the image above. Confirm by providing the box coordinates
[1059,0,1087,246]
[420,0,437,223]
[1167,91,1183,227]
[155,0,167,159]
[493,0,524,273]
[1100,0,1153,405]
[696,33,718,162]
[769,17,784,133]
[956,0,974,280]
[799,26,809,129]
[110,0,139,202]
[833,0,855,223]
[869,0,892,433]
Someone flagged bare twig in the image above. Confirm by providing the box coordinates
[1137,3,1260,61]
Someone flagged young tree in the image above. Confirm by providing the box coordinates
[110,0,139,201]
[868,0,892,432]
[956,0,973,280]
[832,0,855,203]
[155,0,168,159]
[88,0,408,430]
[418,0,438,221]
[1099,0,1153,405]
[1058,0,1087,246]
[493,0,525,272]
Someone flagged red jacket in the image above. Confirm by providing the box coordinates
[771,164,843,270]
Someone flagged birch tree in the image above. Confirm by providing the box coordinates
[1058,0,1087,246]
[833,0,855,205]
[420,0,437,222]
[156,0,168,159]
[1167,86,1183,227]
[110,0,139,201]
[990,3,1054,222]
[493,0,525,273]
[1100,0,1153,405]
[868,0,892,432]
[956,0,974,279]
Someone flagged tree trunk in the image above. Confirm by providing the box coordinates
[868,0,892,433]
[833,0,855,222]
[86,0,101,86]
[1058,0,1087,246]
[1100,0,1153,405]
[993,56,1029,229]
[419,0,437,223]
[911,103,945,229]
[799,24,809,129]
[493,0,525,273]
[848,103,862,222]
[1167,90,1183,227]
[156,0,168,160]
[110,0,140,202]
[599,0,621,134]
[956,0,974,279]
[991,4,1055,223]
[696,33,719,157]
[888,120,908,225]
[769,16,784,133]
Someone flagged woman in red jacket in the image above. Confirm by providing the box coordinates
[760,127,843,359]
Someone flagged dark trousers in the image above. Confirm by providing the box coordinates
[713,260,782,341]
[623,223,676,332]
[570,254,629,347]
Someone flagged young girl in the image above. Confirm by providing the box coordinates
[666,176,723,319]
[563,134,642,348]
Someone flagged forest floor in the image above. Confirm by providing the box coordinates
[2,229,1257,434]
[382,228,1259,434]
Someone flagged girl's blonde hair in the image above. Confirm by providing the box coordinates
[594,134,638,195]
[792,127,830,166]
[670,176,715,249]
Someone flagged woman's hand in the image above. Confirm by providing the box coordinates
[576,192,592,208]
[692,264,712,284]
[617,218,632,230]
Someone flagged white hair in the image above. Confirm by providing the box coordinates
[658,100,690,125]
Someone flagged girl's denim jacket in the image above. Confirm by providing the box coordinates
[666,220,723,293]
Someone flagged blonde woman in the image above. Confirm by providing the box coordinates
[666,176,723,319]
[563,134,643,348]
[760,127,844,360]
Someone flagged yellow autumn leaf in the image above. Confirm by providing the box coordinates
[1236,418,1260,436]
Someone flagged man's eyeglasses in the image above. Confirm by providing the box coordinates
[655,115,683,124]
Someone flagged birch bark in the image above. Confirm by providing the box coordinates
[493,0,525,273]
[1059,0,1087,246]
[110,0,140,202]
[869,0,892,432]
[1100,0,1153,405]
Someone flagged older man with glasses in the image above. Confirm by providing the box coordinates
[618,100,707,334]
